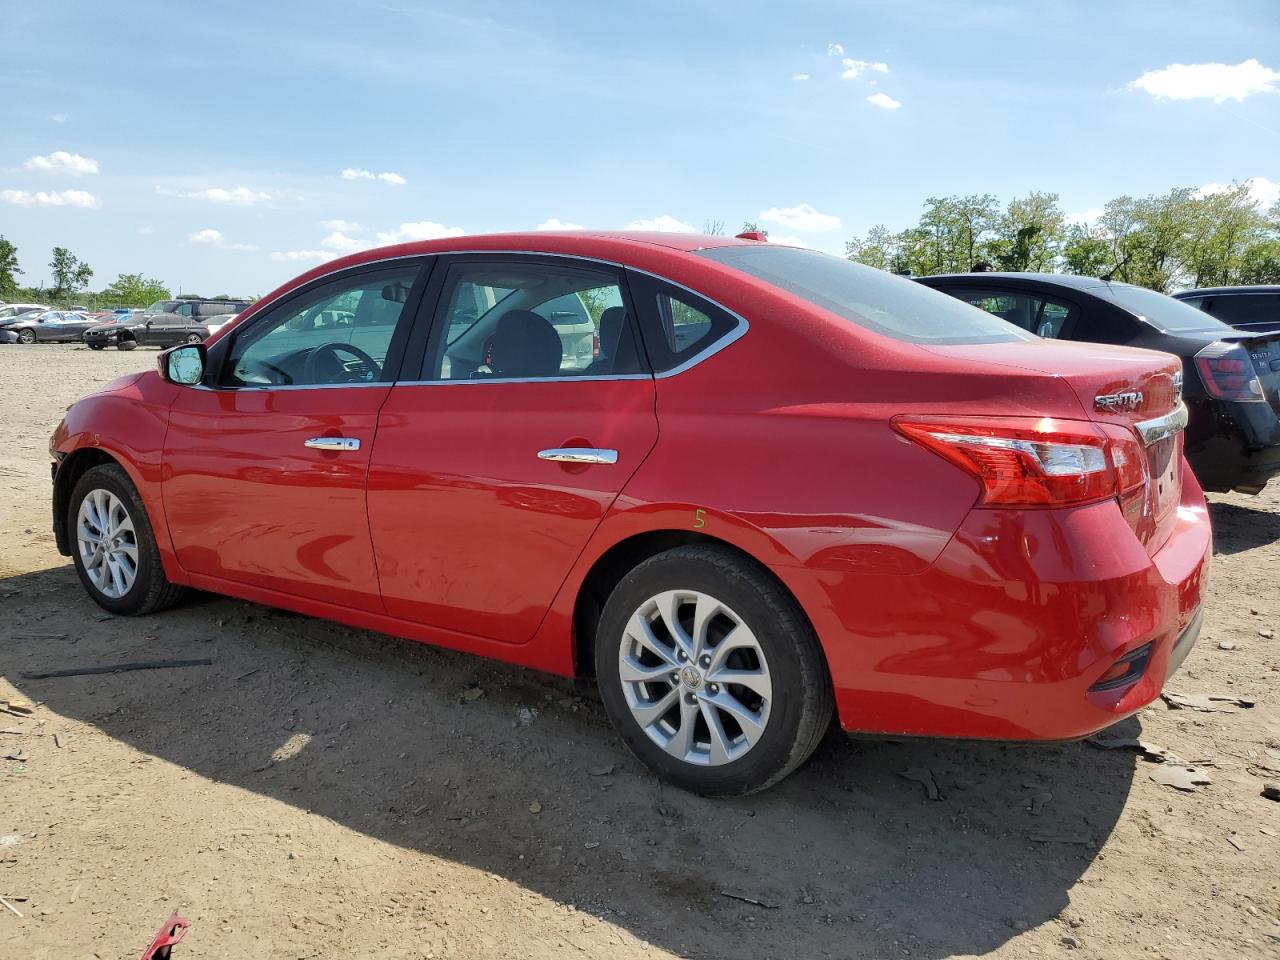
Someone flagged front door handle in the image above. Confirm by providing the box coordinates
[537,447,618,465]
[304,437,361,451]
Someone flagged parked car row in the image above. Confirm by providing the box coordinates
[0,299,248,349]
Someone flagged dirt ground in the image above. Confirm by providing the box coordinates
[1,343,1278,960]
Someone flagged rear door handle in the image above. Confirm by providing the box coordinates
[537,447,618,465]
[304,437,361,451]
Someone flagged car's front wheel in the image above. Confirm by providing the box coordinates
[595,545,833,796]
[69,464,186,615]
[17,328,36,344]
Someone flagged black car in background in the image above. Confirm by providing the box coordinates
[83,298,249,350]
[917,273,1280,495]
[1172,286,1280,334]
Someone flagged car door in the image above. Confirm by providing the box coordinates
[162,261,429,612]
[367,254,659,644]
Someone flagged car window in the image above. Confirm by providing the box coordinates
[941,288,1076,339]
[222,266,420,387]
[1100,283,1231,333]
[426,260,642,380]
[698,245,1031,345]
[1202,294,1280,328]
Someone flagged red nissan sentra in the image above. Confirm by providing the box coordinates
[49,232,1209,795]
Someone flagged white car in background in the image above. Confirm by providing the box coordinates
[205,313,239,337]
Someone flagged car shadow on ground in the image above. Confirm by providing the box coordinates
[1209,498,1280,555]
[1,565,1137,959]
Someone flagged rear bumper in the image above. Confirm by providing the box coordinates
[816,459,1211,741]
[1185,397,1280,492]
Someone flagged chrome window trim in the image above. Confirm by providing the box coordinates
[192,381,389,393]
[394,373,652,387]
[1135,402,1189,447]
[248,249,750,387]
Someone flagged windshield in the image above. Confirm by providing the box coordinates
[1101,283,1232,334]
[144,300,181,313]
[698,245,1032,344]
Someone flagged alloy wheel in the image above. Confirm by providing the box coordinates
[618,590,772,766]
[76,488,139,599]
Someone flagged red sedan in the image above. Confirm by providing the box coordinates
[49,232,1209,795]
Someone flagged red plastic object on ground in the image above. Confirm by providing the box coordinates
[139,912,189,960]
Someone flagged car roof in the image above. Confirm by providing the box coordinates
[1171,285,1280,297]
[918,272,1125,292]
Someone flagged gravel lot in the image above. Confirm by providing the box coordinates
[1,343,1279,960]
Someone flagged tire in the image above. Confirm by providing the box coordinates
[595,545,834,796]
[68,463,186,616]
[185,333,203,344]
[117,337,136,351]
[17,328,36,344]
[88,343,105,351]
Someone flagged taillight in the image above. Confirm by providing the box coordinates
[1194,343,1264,401]
[893,416,1149,508]
[592,332,600,359]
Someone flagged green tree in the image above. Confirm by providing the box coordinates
[49,247,94,297]
[101,273,172,306]
[989,193,1065,271]
[0,236,21,299]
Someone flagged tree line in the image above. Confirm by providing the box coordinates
[845,183,1280,291]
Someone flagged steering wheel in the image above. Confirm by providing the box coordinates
[303,341,381,384]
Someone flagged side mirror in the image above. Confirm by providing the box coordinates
[159,343,206,386]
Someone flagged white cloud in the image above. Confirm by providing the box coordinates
[759,202,842,233]
[321,219,363,232]
[375,220,467,244]
[23,151,98,175]
[535,217,585,230]
[867,92,902,110]
[270,249,338,263]
[827,43,844,56]
[158,185,271,206]
[341,168,406,185]
[792,73,810,82]
[49,113,69,124]
[1064,208,1104,226]
[321,231,363,252]
[188,228,258,251]
[138,226,154,235]
[1198,176,1280,209]
[1,188,99,208]
[626,215,697,233]
[841,58,889,80]
[1129,58,1279,103]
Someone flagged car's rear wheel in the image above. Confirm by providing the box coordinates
[595,544,833,796]
[69,464,186,615]
[185,333,202,344]
[17,328,36,344]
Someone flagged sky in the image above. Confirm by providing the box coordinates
[1,0,1278,296]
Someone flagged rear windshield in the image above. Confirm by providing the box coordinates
[697,245,1031,344]
[1100,283,1233,334]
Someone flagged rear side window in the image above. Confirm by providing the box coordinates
[627,272,740,373]
[1100,283,1231,333]
[698,245,1030,345]
[935,287,1077,339]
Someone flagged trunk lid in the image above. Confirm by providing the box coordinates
[927,339,1186,553]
